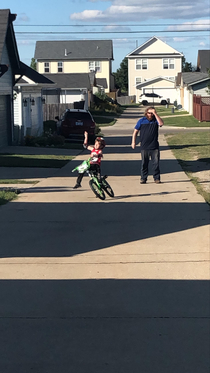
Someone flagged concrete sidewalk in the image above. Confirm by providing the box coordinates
[0,107,209,373]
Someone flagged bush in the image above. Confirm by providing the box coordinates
[24,134,65,147]
[43,120,57,134]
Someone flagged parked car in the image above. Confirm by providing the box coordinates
[59,109,96,143]
[139,93,170,106]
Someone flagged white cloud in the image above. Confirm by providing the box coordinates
[199,42,206,46]
[168,19,210,31]
[70,1,210,21]
[17,13,30,22]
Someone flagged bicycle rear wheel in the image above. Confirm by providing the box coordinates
[101,179,114,197]
[89,179,105,200]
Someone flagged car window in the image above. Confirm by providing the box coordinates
[65,112,92,121]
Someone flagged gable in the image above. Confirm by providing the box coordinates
[136,76,175,88]
[127,36,183,57]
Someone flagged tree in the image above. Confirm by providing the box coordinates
[113,57,128,92]
[30,57,37,71]
[182,55,193,72]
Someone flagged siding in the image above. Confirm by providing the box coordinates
[0,44,13,95]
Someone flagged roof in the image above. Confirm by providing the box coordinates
[182,72,209,85]
[197,50,210,73]
[35,40,113,60]
[43,73,92,89]
[136,76,175,88]
[0,9,20,72]
[96,78,108,89]
[16,62,54,85]
[126,36,183,58]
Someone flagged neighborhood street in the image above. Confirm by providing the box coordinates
[0,107,209,373]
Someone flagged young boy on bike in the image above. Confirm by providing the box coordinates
[73,131,106,189]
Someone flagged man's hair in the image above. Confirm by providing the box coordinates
[144,106,155,116]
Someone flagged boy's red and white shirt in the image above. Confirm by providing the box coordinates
[90,148,102,165]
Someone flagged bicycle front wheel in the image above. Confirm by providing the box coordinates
[89,179,105,200]
[101,179,114,197]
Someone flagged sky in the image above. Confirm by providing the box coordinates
[5,0,210,72]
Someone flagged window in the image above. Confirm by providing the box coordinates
[58,61,63,73]
[136,59,147,70]
[89,61,101,72]
[136,77,142,86]
[163,59,175,69]
[44,62,50,73]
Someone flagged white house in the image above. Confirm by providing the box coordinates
[126,36,183,104]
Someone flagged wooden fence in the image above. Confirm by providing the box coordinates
[193,95,210,122]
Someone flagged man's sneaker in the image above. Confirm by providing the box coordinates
[140,179,147,184]
[154,179,161,184]
[73,183,81,189]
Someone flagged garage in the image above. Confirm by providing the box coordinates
[0,95,12,148]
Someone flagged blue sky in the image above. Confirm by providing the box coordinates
[5,0,210,71]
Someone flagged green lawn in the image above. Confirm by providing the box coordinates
[0,154,74,168]
[163,115,210,127]
[155,107,189,116]
[165,131,210,204]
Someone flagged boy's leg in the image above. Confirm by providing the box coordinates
[74,172,84,188]
[140,149,149,182]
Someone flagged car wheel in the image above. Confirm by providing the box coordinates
[161,100,167,105]
[142,100,148,106]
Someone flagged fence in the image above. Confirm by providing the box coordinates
[193,95,210,122]
[116,95,136,105]
[43,103,75,121]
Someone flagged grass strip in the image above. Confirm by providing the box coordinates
[0,190,18,205]
[165,131,210,204]
[0,154,74,168]
[0,179,39,184]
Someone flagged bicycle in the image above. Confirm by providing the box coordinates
[72,157,114,200]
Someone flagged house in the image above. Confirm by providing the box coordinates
[175,72,210,114]
[14,62,54,139]
[0,9,20,148]
[34,40,115,96]
[126,36,183,104]
[197,50,210,73]
[42,72,96,110]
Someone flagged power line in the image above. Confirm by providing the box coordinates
[16,29,209,34]
[14,23,209,27]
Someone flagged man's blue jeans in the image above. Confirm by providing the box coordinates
[140,149,160,181]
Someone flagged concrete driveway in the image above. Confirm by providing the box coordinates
[0,107,209,373]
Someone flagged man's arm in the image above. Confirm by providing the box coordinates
[150,108,164,127]
[131,129,139,149]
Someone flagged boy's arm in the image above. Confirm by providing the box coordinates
[83,131,94,151]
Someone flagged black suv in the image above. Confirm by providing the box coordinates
[59,109,96,143]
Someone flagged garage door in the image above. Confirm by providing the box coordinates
[0,95,11,148]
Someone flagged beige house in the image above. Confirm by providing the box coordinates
[34,40,115,94]
[126,36,183,103]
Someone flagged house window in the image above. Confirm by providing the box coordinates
[44,62,50,73]
[89,61,101,72]
[136,59,147,70]
[136,77,142,86]
[58,61,63,73]
[163,59,175,69]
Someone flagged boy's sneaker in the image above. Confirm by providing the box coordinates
[154,179,161,184]
[73,183,81,189]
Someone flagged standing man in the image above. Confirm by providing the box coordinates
[131,106,164,184]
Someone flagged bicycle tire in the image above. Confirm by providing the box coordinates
[89,179,105,200]
[101,179,114,197]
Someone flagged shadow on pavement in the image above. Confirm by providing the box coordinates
[0,279,209,373]
[0,200,208,258]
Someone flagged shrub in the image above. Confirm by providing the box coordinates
[43,120,57,134]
